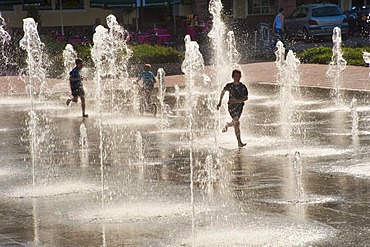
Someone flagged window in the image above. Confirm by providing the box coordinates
[55,0,84,9]
[292,7,308,18]
[0,5,14,11]
[312,6,342,17]
[248,0,274,15]
[0,0,17,11]
[39,0,53,10]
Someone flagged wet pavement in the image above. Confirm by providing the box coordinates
[0,60,370,246]
[2,61,370,95]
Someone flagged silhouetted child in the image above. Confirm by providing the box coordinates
[217,69,248,147]
[137,64,157,111]
[66,58,88,117]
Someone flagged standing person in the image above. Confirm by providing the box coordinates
[137,64,157,114]
[190,14,200,28]
[272,8,286,48]
[66,58,88,118]
[216,69,248,148]
[190,14,203,41]
[92,17,101,34]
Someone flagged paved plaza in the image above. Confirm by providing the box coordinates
[1,61,370,94]
[0,61,370,246]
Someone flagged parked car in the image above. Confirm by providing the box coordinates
[344,6,360,35]
[357,5,370,37]
[285,3,349,41]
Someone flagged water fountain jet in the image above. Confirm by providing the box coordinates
[326,27,347,105]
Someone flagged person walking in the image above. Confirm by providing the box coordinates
[272,8,286,48]
[66,58,88,117]
[217,69,248,148]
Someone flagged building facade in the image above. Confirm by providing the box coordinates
[0,0,364,33]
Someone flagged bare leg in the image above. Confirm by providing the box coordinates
[222,121,234,133]
[66,96,78,106]
[81,96,88,117]
[233,117,246,147]
[144,89,151,111]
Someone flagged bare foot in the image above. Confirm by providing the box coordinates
[238,142,246,148]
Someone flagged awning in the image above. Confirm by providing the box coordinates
[0,0,21,5]
[90,0,136,8]
[23,0,45,3]
[0,0,45,4]
[140,0,179,7]
[142,0,168,7]
[90,0,179,8]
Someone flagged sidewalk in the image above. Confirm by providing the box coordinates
[1,62,370,95]
[165,62,370,92]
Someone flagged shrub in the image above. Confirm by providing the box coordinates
[6,36,184,78]
[73,42,93,66]
[343,47,370,66]
[41,34,67,78]
[298,46,370,66]
[298,46,332,64]
[129,44,184,64]
[42,41,183,78]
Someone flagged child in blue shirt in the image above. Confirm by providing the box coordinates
[137,64,157,110]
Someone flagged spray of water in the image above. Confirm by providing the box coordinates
[275,41,302,146]
[198,154,215,198]
[275,41,285,83]
[62,44,77,81]
[135,131,145,180]
[136,131,144,164]
[326,27,347,104]
[362,51,370,80]
[292,151,306,201]
[91,24,111,211]
[181,35,207,244]
[208,0,228,88]
[19,18,47,189]
[79,123,88,149]
[156,68,170,127]
[79,123,89,167]
[0,12,10,51]
[350,97,359,136]
[174,84,180,112]
[106,15,133,110]
[0,12,11,94]
[19,18,47,98]
[226,31,241,70]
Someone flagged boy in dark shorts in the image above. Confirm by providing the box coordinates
[66,58,88,117]
[137,64,157,112]
[216,69,248,147]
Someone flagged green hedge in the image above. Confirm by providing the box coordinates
[298,46,370,66]
[6,35,184,78]
[45,39,184,78]
[129,44,184,64]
